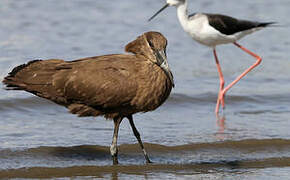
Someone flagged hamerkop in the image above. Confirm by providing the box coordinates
[3,31,174,165]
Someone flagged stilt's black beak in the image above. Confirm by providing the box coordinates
[148,4,169,21]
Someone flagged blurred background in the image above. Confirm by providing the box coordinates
[0,0,290,179]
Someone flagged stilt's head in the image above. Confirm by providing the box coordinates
[125,31,174,87]
[148,0,186,21]
[167,0,186,6]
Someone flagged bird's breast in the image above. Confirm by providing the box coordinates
[131,63,172,112]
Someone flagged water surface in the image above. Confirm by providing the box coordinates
[0,0,290,179]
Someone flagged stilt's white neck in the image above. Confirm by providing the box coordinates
[176,2,189,30]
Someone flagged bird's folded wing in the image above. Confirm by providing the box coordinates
[53,57,139,109]
[206,14,261,35]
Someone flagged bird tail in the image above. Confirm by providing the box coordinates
[258,22,277,27]
[3,60,42,90]
[3,59,68,103]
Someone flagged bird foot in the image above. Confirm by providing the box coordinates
[218,90,226,108]
[215,90,226,114]
[146,159,153,164]
[112,156,119,165]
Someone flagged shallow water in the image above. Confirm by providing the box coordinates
[0,0,290,179]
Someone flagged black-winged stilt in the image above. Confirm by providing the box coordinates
[149,0,275,114]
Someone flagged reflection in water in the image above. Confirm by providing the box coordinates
[215,114,226,140]
[111,171,118,180]
[111,169,152,180]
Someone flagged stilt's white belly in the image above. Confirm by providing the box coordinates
[183,14,236,47]
[188,27,259,47]
[179,13,261,47]
[182,13,256,47]
[189,29,234,47]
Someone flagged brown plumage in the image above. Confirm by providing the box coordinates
[3,31,174,165]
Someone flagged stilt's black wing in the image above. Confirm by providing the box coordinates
[205,13,274,35]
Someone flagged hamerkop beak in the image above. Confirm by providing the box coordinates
[155,49,174,87]
[148,3,169,21]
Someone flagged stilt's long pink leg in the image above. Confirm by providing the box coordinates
[219,42,262,103]
[213,48,225,114]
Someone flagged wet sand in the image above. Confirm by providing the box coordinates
[1,139,290,178]
[1,158,290,179]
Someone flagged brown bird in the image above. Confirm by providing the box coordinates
[3,31,174,165]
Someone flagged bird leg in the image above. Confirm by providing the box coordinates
[219,42,262,102]
[127,115,152,164]
[110,117,123,165]
[213,48,225,114]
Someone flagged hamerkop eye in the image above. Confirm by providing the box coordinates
[3,31,174,165]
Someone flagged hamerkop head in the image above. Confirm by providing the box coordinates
[3,31,174,165]
[126,31,174,87]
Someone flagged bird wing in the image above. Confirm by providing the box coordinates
[53,55,139,109]
[205,13,263,35]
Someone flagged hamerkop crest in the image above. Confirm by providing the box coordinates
[3,31,174,165]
